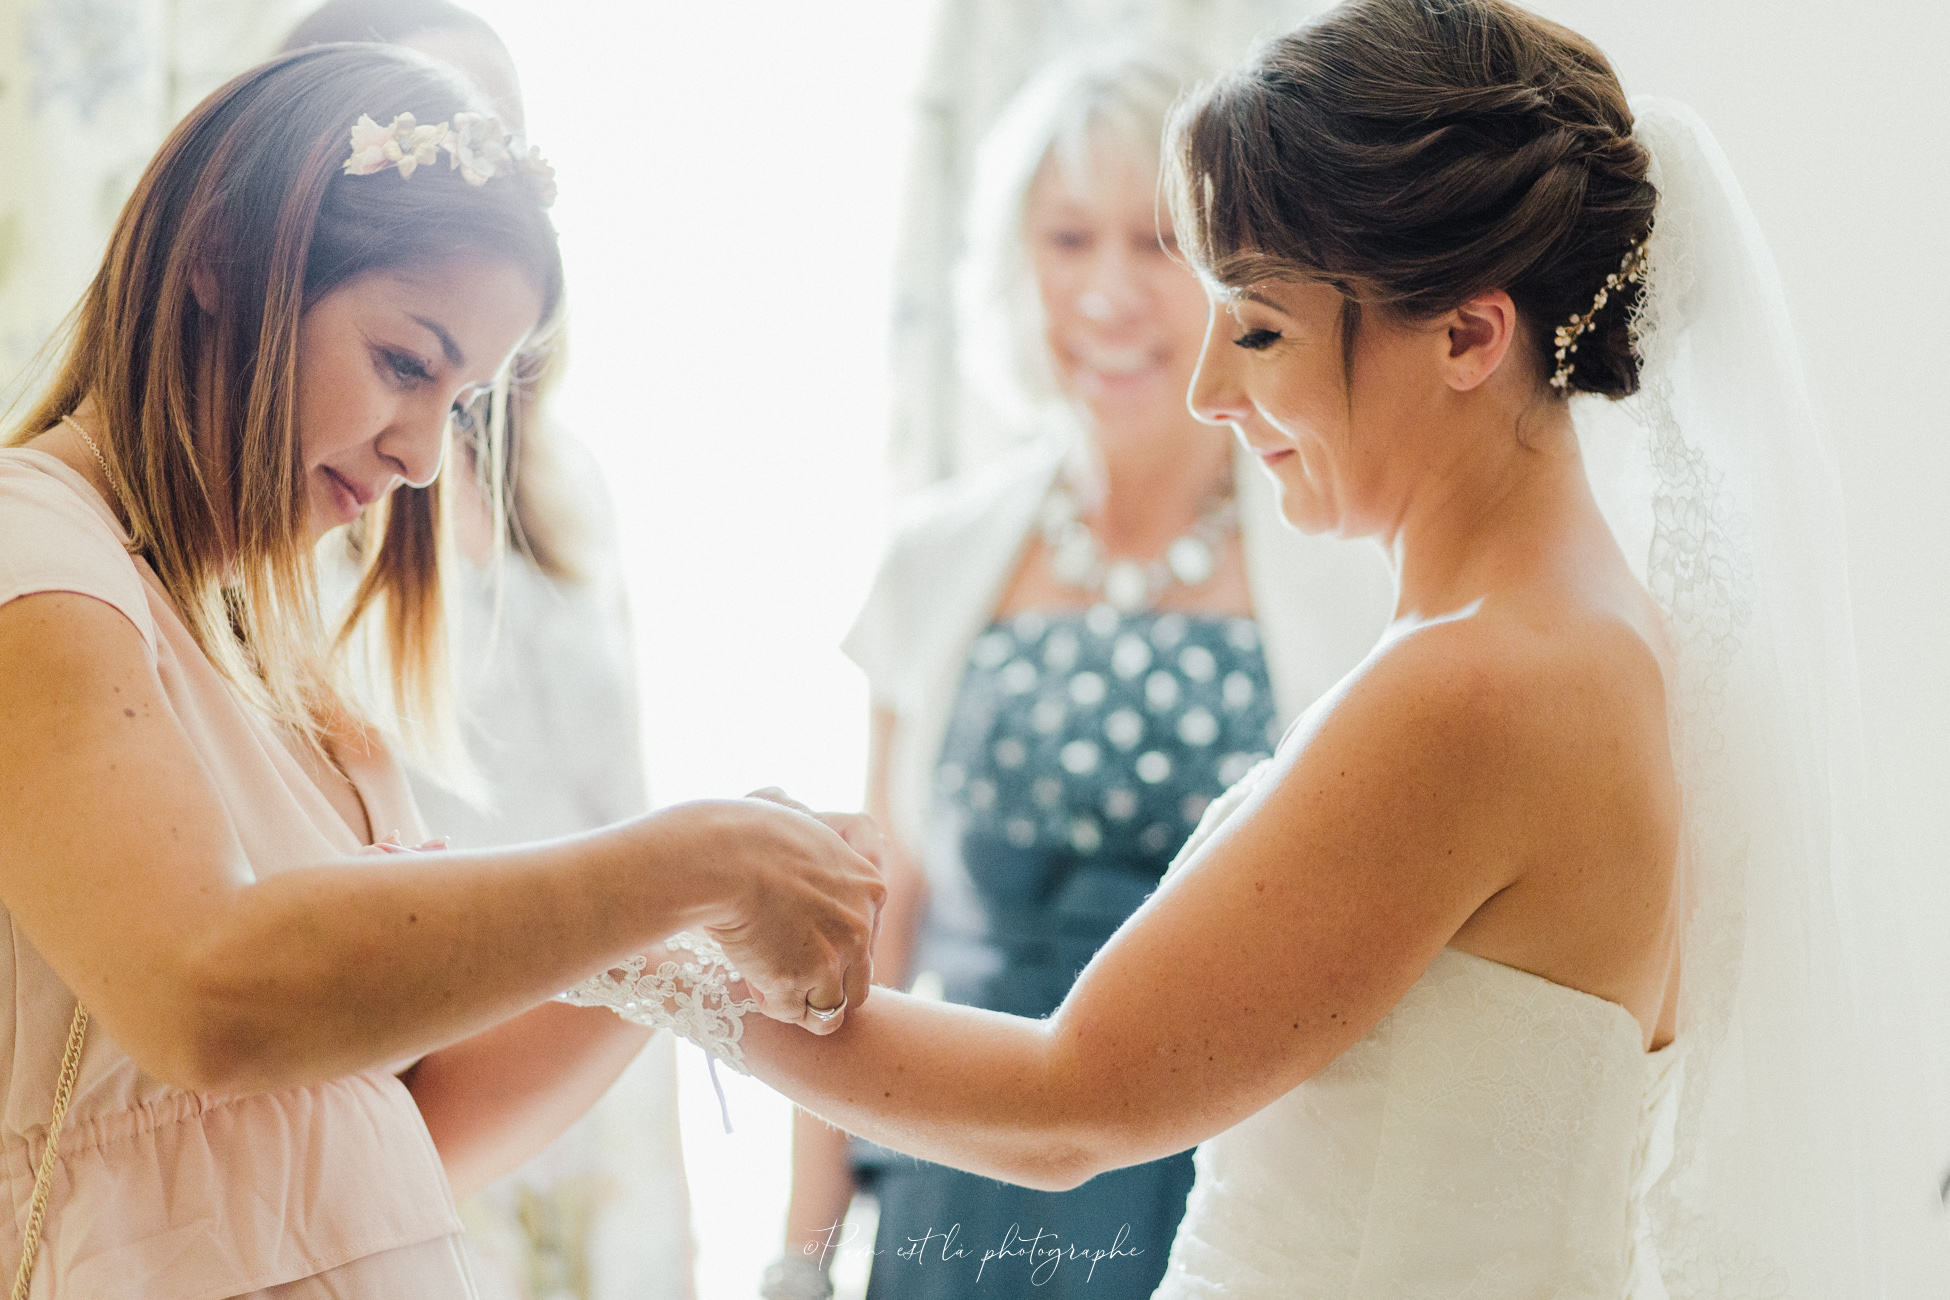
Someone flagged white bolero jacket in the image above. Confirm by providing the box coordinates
[843,437,1395,875]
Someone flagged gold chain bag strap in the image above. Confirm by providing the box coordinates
[11,1004,86,1300]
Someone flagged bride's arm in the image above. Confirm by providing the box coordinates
[739,623,1658,1189]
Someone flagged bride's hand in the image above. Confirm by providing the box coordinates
[671,796,885,1035]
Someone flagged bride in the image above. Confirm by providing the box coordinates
[580,0,1943,1292]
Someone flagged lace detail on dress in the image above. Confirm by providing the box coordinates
[556,932,758,1075]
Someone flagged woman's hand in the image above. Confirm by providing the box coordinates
[669,796,885,1035]
[749,784,891,872]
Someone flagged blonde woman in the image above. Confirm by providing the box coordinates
[767,49,1389,1300]
[0,45,880,1297]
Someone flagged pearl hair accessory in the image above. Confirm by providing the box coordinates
[342,111,556,207]
[1549,235,1650,393]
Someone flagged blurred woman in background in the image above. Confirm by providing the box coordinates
[286,4,696,1298]
[766,48,1389,1300]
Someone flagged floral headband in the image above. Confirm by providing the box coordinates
[343,111,556,208]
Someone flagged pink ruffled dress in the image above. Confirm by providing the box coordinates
[0,449,471,1298]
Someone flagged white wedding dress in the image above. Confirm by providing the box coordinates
[1154,769,1681,1298]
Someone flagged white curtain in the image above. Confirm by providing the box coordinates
[0,0,304,386]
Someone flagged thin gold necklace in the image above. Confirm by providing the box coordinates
[59,414,113,484]
[58,414,135,545]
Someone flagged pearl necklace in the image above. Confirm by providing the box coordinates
[1038,473,1237,614]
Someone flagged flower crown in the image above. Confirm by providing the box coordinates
[343,111,556,207]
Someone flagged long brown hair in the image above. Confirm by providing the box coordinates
[1168,0,1655,399]
[7,44,563,756]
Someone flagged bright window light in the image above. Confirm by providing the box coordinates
[460,3,940,1295]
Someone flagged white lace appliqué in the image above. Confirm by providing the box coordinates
[556,932,757,1075]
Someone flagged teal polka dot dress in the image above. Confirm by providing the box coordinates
[855,607,1277,1299]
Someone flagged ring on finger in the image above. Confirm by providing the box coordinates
[807,996,848,1023]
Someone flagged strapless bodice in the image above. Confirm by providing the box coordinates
[1157,947,1682,1298]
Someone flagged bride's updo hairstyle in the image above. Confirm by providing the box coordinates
[9,45,562,756]
[1168,0,1655,399]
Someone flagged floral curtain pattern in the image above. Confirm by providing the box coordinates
[0,0,303,387]
[888,0,1320,487]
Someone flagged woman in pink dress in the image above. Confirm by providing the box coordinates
[0,43,882,1299]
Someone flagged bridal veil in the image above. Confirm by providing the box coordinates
[1586,97,1948,1296]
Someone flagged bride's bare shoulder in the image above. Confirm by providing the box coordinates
[1376,593,1664,709]
[1283,594,1672,827]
